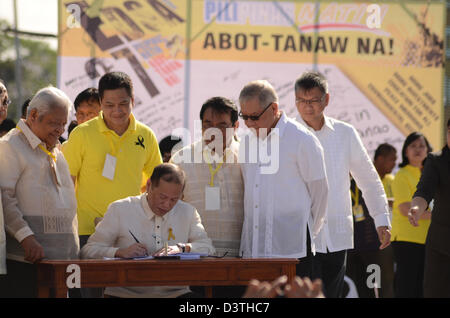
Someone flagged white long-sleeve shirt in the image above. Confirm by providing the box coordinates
[239,112,328,259]
[296,115,391,253]
[171,138,244,257]
[0,193,6,274]
[81,194,215,298]
[0,120,79,262]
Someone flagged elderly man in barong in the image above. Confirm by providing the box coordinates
[0,86,79,298]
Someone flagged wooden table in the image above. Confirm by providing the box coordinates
[36,258,298,298]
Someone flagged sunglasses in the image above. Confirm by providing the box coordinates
[239,102,273,121]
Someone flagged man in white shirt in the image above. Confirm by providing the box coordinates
[0,79,9,276]
[81,163,215,298]
[0,86,79,297]
[171,96,244,258]
[171,96,245,297]
[238,80,329,261]
[294,71,391,298]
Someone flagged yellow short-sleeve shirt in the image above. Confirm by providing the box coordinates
[391,165,430,244]
[382,173,394,198]
[62,112,162,235]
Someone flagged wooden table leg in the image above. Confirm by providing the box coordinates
[54,287,68,298]
[205,286,213,298]
[37,286,51,298]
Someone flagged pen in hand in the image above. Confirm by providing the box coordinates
[129,230,140,243]
[129,230,148,257]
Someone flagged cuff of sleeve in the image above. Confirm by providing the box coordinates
[189,243,213,255]
[106,247,119,259]
[14,227,34,243]
[184,243,193,253]
[373,213,391,229]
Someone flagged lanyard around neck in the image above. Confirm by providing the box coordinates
[204,149,225,187]
[17,126,56,162]
[350,185,360,206]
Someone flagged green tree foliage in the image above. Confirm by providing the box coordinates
[0,19,57,120]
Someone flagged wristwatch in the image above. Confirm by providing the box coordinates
[176,243,186,253]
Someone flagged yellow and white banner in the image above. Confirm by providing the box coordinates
[58,0,445,155]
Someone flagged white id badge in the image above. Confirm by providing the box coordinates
[205,186,220,211]
[102,154,117,180]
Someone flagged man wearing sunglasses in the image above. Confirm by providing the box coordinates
[238,80,329,271]
[294,71,391,298]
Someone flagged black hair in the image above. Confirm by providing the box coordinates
[374,143,397,161]
[399,132,433,168]
[98,72,133,100]
[447,118,450,127]
[67,120,78,137]
[294,71,329,94]
[21,98,31,119]
[74,88,100,111]
[200,96,238,125]
[150,163,186,190]
[0,118,16,134]
[159,135,182,155]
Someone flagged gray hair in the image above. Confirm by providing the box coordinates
[238,80,278,110]
[27,86,72,118]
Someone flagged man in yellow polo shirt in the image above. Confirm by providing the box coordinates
[63,72,162,250]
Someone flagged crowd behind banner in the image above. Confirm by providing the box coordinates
[0,72,449,298]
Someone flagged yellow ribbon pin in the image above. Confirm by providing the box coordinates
[168,228,175,241]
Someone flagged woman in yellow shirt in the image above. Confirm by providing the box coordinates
[391,132,432,298]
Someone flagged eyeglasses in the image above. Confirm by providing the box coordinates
[1,98,11,108]
[239,102,273,121]
[295,94,325,106]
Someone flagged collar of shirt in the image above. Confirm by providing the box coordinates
[140,193,173,222]
[97,111,137,135]
[17,119,48,150]
[198,137,240,163]
[295,114,335,133]
[248,111,289,142]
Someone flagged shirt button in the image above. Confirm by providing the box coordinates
[157,241,160,244]
[255,184,258,187]
[255,226,258,229]
[157,226,160,228]
[255,205,258,208]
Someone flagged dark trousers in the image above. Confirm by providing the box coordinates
[296,231,347,298]
[105,291,203,298]
[77,235,104,298]
[346,246,395,298]
[0,259,37,298]
[424,246,450,298]
[392,241,425,298]
[190,285,246,298]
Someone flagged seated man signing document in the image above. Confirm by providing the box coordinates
[81,163,215,298]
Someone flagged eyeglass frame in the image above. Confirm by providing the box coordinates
[238,101,274,121]
[1,98,11,108]
[295,94,326,106]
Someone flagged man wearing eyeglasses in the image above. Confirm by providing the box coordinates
[0,79,9,278]
[0,79,10,124]
[238,80,329,272]
[294,71,391,298]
